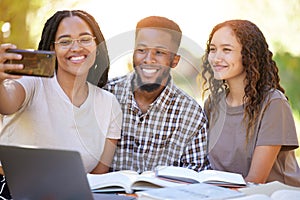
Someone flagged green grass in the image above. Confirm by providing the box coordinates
[294,111,300,164]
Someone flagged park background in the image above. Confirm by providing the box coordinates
[1,0,299,162]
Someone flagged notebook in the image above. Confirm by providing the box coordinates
[0,144,135,200]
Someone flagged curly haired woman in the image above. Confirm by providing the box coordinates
[201,19,300,186]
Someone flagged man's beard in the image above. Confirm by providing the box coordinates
[134,64,171,92]
[137,76,162,92]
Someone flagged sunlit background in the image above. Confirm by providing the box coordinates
[1,0,300,162]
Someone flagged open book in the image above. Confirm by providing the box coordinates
[136,182,245,200]
[87,170,184,194]
[155,166,247,188]
[236,181,300,200]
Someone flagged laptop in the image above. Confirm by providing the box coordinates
[0,145,135,200]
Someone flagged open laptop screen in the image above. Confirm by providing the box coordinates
[0,145,94,200]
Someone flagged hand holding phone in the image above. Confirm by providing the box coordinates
[4,49,56,78]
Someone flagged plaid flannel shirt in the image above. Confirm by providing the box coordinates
[104,72,211,173]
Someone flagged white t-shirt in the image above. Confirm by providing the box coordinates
[0,75,122,172]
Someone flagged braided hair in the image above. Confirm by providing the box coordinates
[38,10,109,87]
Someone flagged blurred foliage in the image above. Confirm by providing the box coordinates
[0,0,82,49]
[0,0,43,48]
[274,52,300,114]
[293,112,300,163]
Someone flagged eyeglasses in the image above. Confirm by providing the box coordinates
[54,35,96,49]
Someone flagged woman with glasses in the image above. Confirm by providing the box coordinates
[0,10,122,198]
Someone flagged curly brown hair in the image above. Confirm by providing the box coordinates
[201,19,286,141]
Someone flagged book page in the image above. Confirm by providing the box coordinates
[197,169,246,186]
[87,170,139,193]
[270,189,300,200]
[137,183,245,200]
[238,181,300,196]
[229,194,272,200]
[132,171,184,191]
[155,166,246,186]
[155,166,200,183]
[233,189,300,200]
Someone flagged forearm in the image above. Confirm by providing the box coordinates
[246,145,281,183]
[0,43,26,115]
[90,138,118,174]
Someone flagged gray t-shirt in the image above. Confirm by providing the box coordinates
[207,89,300,186]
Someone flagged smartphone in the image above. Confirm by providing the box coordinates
[4,49,56,78]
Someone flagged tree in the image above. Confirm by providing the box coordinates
[0,0,44,48]
[274,52,300,114]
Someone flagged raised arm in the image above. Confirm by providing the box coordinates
[0,44,26,115]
